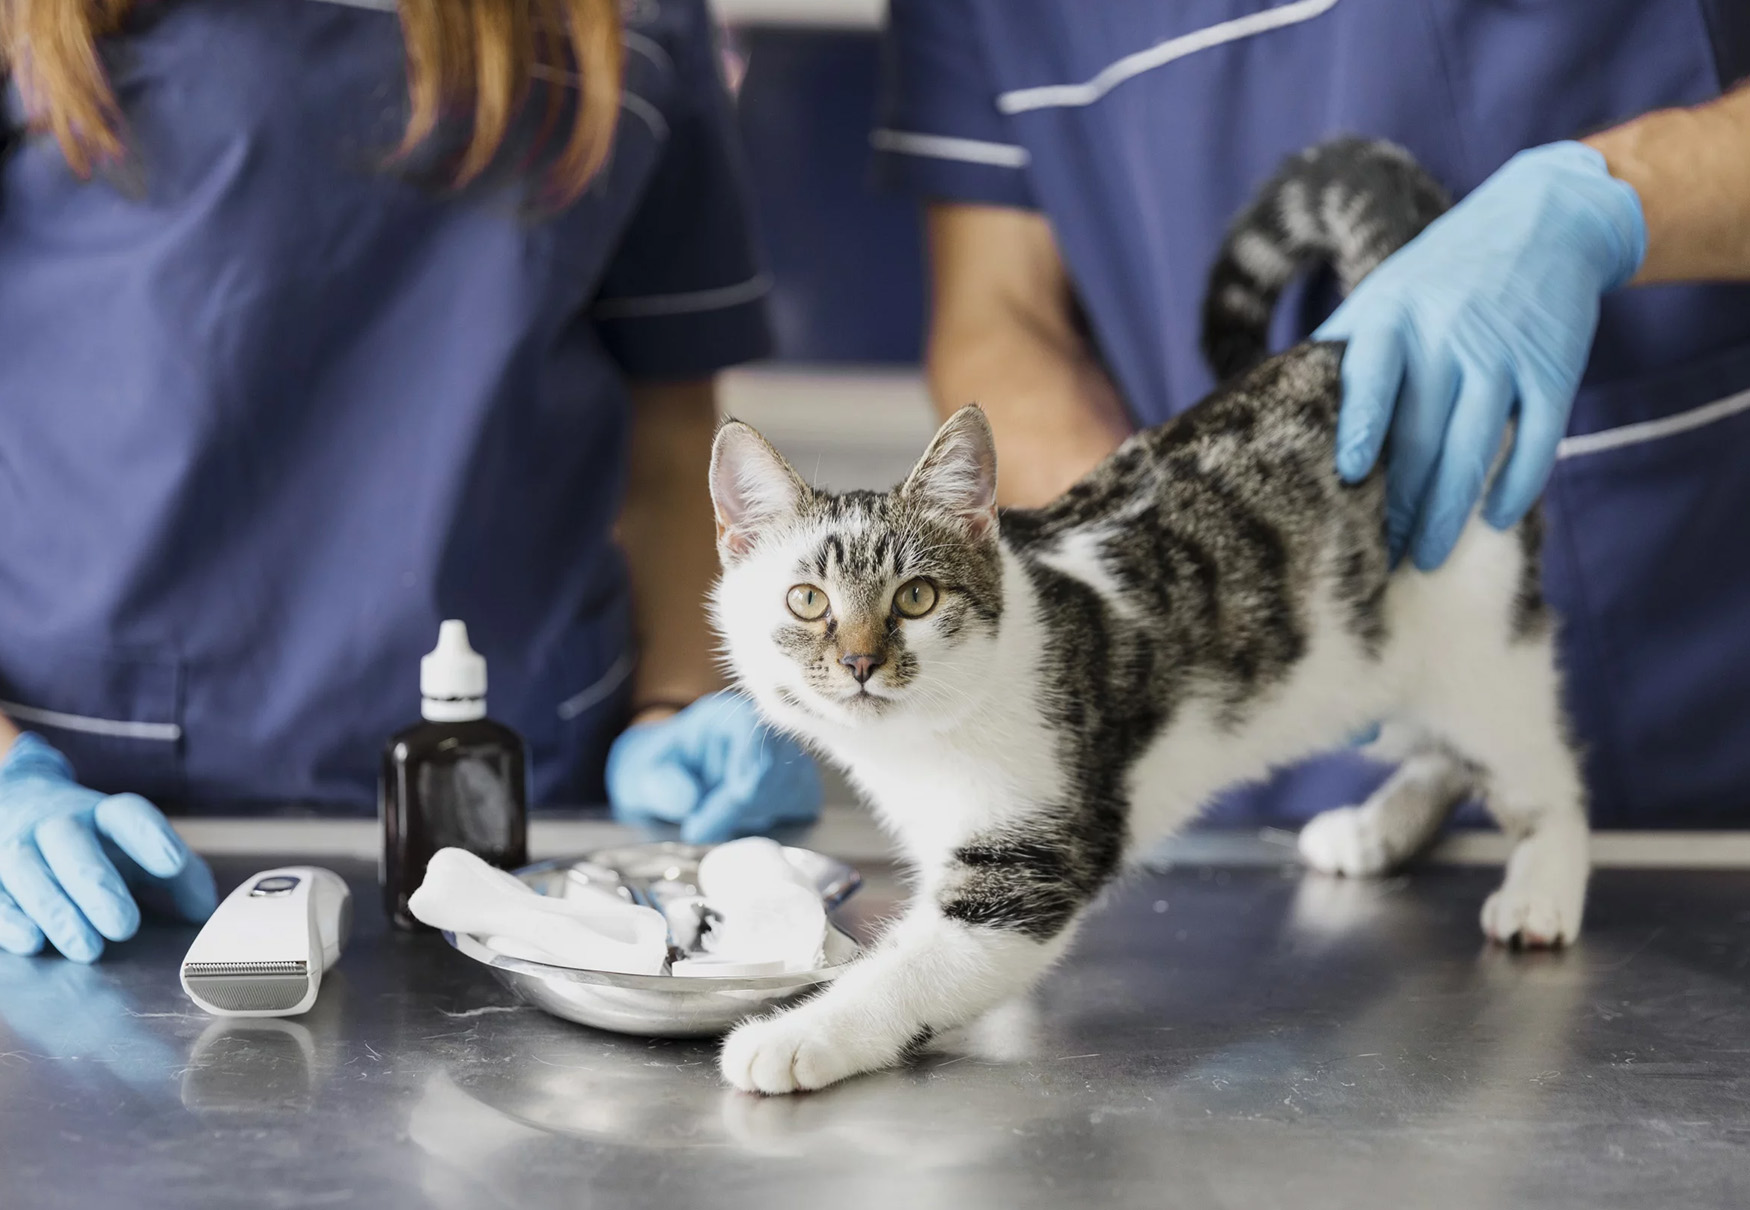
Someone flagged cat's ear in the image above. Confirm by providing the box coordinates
[902,404,999,540]
[710,420,809,559]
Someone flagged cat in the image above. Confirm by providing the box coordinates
[706,138,1589,1096]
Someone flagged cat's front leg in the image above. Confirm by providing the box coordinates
[720,902,1075,1095]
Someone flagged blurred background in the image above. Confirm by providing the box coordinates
[711,0,939,491]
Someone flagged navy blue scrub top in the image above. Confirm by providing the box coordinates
[0,0,771,812]
[877,0,1750,827]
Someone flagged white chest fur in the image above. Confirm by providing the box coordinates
[802,553,1064,870]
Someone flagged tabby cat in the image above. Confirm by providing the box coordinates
[707,139,1588,1095]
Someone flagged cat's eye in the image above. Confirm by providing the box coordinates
[787,584,830,621]
[892,578,938,619]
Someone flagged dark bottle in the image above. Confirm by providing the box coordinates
[381,620,527,930]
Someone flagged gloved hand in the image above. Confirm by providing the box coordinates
[0,733,217,961]
[607,692,822,845]
[1318,141,1645,570]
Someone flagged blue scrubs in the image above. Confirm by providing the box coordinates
[0,0,770,812]
[878,0,1750,827]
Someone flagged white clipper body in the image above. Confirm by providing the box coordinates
[180,867,353,1018]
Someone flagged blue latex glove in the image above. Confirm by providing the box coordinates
[607,692,822,844]
[0,733,217,961]
[1318,141,1645,570]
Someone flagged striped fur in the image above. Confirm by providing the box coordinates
[1202,137,1450,381]
[708,139,1587,1095]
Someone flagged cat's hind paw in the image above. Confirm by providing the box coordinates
[1480,884,1580,948]
[1480,826,1587,948]
[1298,805,1393,877]
[720,1004,902,1095]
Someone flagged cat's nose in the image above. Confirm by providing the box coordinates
[840,652,885,683]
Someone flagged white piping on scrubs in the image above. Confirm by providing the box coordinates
[869,129,1031,168]
[0,699,182,742]
[618,91,671,140]
[624,31,676,77]
[1557,386,1750,459]
[591,271,774,319]
[556,652,636,721]
[996,0,1344,115]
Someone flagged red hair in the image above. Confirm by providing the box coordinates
[0,0,624,202]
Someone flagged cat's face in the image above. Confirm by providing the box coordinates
[709,406,1005,731]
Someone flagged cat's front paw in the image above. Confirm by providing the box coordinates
[720,1004,902,1095]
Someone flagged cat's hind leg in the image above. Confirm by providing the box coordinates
[1408,539,1589,946]
[1468,704,1590,948]
[1298,740,1478,877]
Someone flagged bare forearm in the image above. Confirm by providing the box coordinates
[619,378,725,722]
[927,205,1132,507]
[929,313,1130,507]
[1586,85,1750,284]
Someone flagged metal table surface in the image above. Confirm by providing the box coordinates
[2,853,1747,1210]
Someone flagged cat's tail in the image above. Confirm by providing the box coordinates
[1200,137,1451,382]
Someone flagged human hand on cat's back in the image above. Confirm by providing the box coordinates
[1317,142,1646,570]
[607,692,822,844]
[0,732,218,961]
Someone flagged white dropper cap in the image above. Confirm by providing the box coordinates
[421,620,487,722]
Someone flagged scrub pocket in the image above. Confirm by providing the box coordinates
[513,600,636,807]
[0,647,184,802]
[1543,344,1750,827]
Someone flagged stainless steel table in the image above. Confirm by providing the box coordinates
[2,853,1747,1210]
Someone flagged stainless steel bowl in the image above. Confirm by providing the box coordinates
[440,842,863,1038]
